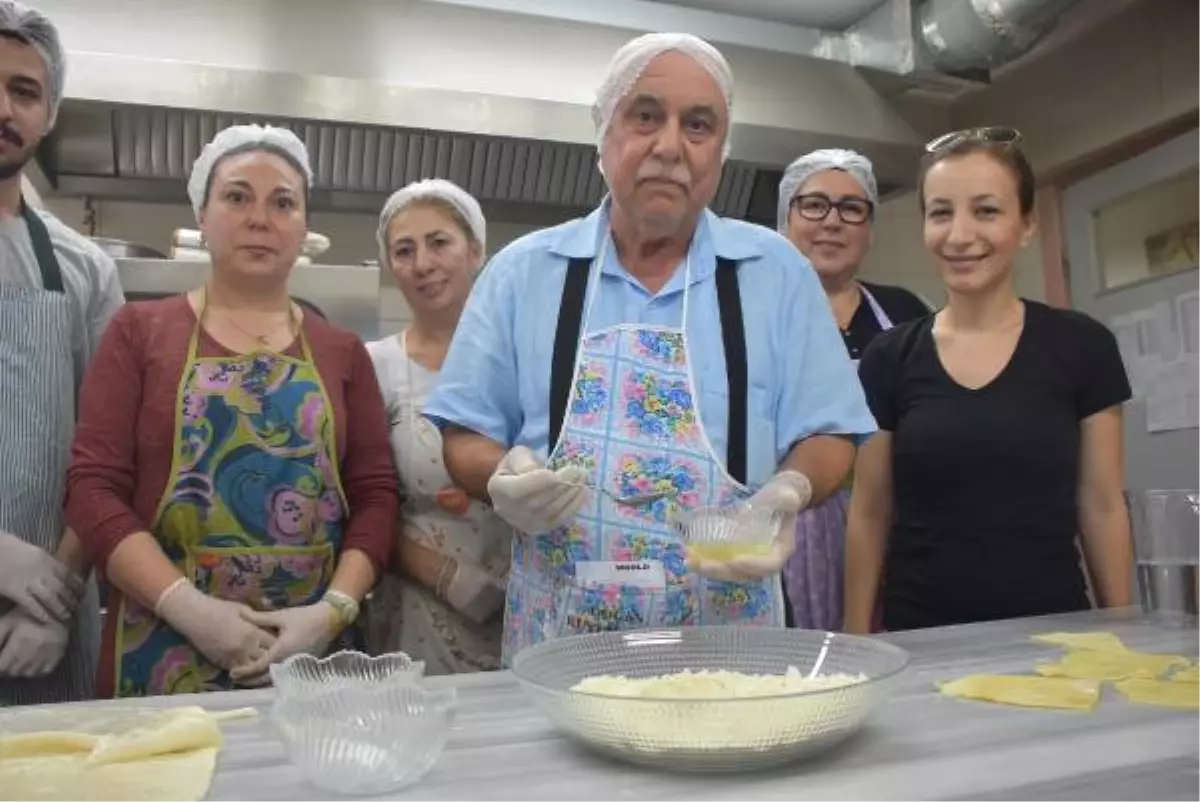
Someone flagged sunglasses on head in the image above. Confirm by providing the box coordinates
[925,126,1023,153]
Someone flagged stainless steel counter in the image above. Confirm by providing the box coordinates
[21,610,1200,800]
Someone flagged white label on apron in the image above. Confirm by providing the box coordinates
[575,560,666,591]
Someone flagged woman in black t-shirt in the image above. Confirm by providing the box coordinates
[776,149,932,630]
[843,128,1134,633]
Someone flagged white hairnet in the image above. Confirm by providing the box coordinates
[593,32,734,159]
[187,124,313,220]
[0,0,65,129]
[777,148,878,232]
[376,178,487,268]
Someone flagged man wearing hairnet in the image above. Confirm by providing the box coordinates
[776,149,931,632]
[425,33,875,663]
[0,0,123,704]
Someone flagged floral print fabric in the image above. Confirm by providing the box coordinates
[503,326,784,664]
[114,337,351,698]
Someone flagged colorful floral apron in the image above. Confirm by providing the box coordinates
[784,283,893,631]
[112,297,352,696]
[366,331,509,674]
[501,238,786,666]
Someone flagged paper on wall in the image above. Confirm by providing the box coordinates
[1112,291,1199,433]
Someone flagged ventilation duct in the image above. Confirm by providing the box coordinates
[917,0,1084,76]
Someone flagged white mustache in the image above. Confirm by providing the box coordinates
[636,161,691,189]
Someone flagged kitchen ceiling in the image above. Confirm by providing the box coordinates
[654,0,889,30]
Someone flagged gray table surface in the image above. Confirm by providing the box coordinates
[8,609,1199,800]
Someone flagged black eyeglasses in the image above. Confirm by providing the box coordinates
[925,126,1022,153]
[791,193,874,226]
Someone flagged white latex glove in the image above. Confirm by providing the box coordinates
[0,531,83,625]
[687,470,813,583]
[444,561,507,625]
[486,445,590,533]
[155,578,276,673]
[0,607,69,677]
[230,602,340,681]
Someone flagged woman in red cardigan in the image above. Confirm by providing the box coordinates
[65,125,399,698]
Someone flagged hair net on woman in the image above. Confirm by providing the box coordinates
[0,0,65,128]
[777,148,878,233]
[592,32,735,159]
[375,178,487,268]
[187,124,314,220]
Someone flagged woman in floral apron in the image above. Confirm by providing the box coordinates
[778,149,933,631]
[65,125,399,697]
[366,180,510,674]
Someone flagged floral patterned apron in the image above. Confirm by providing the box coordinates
[366,331,509,674]
[502,238,785,666]
[112,297,352,696]
[784,283,893,631]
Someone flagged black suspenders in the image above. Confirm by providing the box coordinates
[548,256,748,485]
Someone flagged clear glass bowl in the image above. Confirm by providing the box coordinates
[271,683,456,795]
[269,649,424,700]
[512,626,909,772]
[673,502,784,562]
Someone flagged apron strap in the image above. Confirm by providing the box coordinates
[549,255,749,485]
[715,257,747,486]
[549,257,591,450]
[20,199,65,294]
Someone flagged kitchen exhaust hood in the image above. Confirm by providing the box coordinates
[35,0,1081,226]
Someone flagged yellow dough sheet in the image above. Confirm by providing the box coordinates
[1170,663,1199,683]
[939,674,1101,711]
[1036,649,1192,682]
[0,706,230,801]
[1030,631,1129,652]
[1113,678,1200,710]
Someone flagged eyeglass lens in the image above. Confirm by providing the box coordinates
[793,193,872,224]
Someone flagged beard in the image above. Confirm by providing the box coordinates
[0,126,35,181]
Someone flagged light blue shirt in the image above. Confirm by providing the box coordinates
[424,203,877,489]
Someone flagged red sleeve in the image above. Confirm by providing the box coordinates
[339,338,400,577]
[65,305,151,571]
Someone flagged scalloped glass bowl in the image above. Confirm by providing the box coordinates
[512,627,910,772]
[271,681,456,795]
[673,502,785,563]
[269,649,424,701]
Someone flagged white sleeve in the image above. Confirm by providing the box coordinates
[86,251,125,358]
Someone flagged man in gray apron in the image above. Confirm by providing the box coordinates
[0,1,125,705]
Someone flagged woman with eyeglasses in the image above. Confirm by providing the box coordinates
[843,128,1134,634]
[365,180,510,674]
[775,149,931,631]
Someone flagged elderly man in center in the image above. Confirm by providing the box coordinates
[424,32,876,665]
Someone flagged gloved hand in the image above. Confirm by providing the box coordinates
[0,531,83,625]
[443,561,507,625]
[0,607,69,677]
[486,446,590,533]
[155,578,276,673]
[230,601,342,682]
[687,470,813,582]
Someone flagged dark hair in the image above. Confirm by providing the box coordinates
[917,139,1036,217]
[202,142,311,212]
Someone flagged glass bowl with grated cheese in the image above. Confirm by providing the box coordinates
[512,626,909,771]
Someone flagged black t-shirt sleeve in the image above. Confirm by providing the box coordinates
[1067,312,1133,419]
[857,323,914,431]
